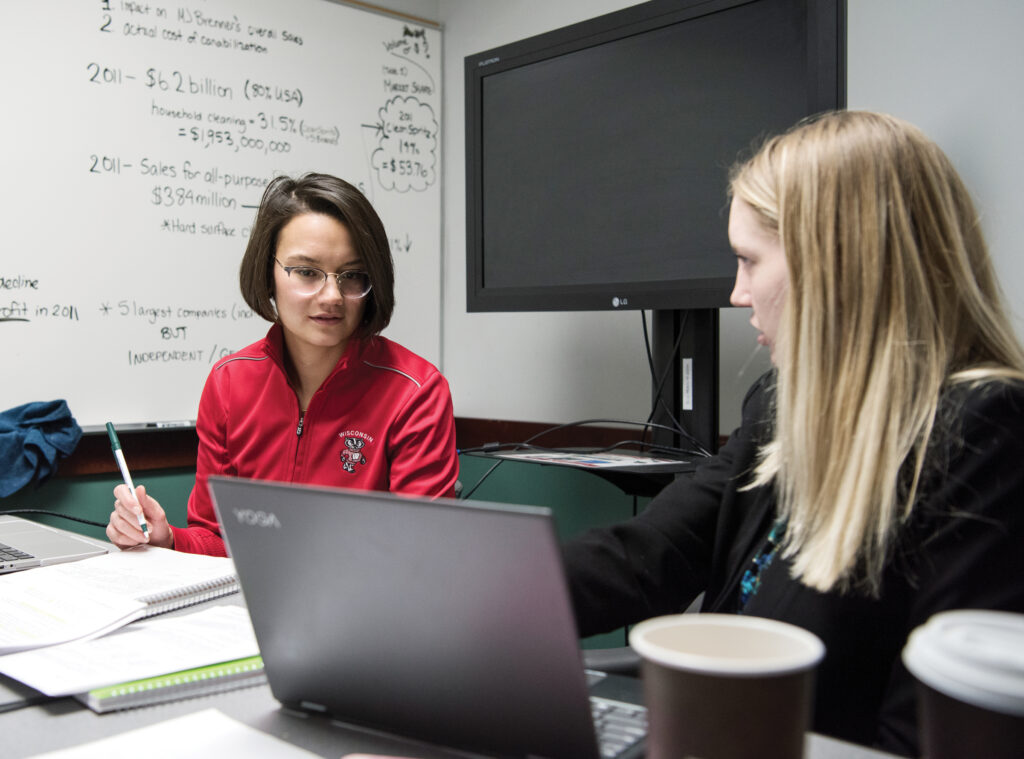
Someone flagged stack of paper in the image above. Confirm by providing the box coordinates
[0,545,237,654]
[0,546,253,711]
[0,605,260,703]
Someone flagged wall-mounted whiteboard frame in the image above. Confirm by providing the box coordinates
[0,0,442,429]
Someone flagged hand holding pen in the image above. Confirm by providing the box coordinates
[107,423,148,539]
[104,423,174,549]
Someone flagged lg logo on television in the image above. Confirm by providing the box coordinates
[233,509,282,528]
[611,296,629,308]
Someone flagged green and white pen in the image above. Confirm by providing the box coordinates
[106,422,149,538]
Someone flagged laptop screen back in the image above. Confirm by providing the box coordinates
[209,477,600,759]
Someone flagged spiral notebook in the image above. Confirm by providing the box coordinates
[0,545,238,654]
[77,655,266,712]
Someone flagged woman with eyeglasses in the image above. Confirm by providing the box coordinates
[106,174,458,556]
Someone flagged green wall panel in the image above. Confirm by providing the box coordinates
[2,456,648,650]
[1,469,194,541]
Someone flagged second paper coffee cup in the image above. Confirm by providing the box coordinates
[630,613,825,759]
[902,609,1024,759]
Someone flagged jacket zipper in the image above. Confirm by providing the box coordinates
[296,412,304,437]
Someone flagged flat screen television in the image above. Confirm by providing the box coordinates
[465,0,846,313]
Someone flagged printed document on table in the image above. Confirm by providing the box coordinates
[492,451,683,468]
[0,546,236,654]
[0,574,144,654]
[24,708,321,759]
[0,605,258,696]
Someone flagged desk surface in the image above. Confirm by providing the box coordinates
[2,679,898,759]
[0,628,900,759]
[1,529,898,759]
[3,681,471,759]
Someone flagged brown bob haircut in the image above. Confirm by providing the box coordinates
[239,173,395,337]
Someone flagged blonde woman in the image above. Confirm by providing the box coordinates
[563,111,1024,756]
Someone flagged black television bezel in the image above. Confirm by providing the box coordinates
[464,0,846,313]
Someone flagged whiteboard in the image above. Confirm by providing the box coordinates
[0,1,441,429]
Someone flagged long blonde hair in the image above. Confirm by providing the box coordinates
[730,111,1024,593]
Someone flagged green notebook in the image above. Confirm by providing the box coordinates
[75,655,265,713]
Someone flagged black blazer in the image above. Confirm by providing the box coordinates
[563,372,1024,756]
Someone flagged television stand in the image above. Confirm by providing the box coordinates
[650,308,720,455]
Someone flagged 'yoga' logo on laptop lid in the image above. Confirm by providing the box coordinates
[232,509,281,528]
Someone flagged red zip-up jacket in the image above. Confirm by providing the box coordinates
[170,324,458,556]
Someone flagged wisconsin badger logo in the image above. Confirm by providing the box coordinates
[340,435,368,473]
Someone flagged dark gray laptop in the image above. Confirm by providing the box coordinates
[0,515,109,574]
[209,476,646,759]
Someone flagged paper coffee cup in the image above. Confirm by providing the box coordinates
[630,614,825,759]
[902,609,1024,759]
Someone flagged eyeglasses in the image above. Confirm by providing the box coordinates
[275,259,373,299]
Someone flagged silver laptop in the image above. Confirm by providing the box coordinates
[0,515,109,573]
[209,476,646,759]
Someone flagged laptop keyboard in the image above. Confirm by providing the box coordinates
[0,541,34,560]
[0,540,33,561]
[591,697,647,758]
